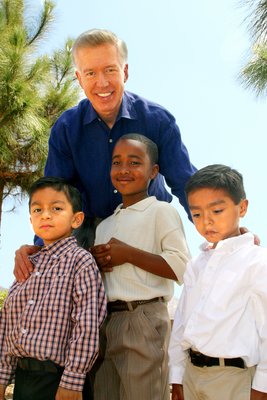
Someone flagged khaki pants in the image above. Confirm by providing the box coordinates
[94,301,171,400]
[183,358,255,400]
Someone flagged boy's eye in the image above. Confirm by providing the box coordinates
[213,209,223,214]
[112,161,120,165]
[52,207,63,211]
[192,213,200,218]
[130,161,140,165]
[33,208,41,213]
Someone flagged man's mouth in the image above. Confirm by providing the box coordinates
[97,92,112,98]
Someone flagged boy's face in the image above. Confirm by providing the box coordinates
[111,139,159,208]
[188,187,248,246]
[29,187,84,246]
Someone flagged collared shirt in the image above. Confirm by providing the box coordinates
[168,233,267,393]
[95,197,190,302]
[44,91,196,220]
[0,237,107,391]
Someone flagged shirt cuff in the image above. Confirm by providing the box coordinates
[0,367,15,386]
[59,370,86,392]
[168,365,185,385]
[252,369,267,393]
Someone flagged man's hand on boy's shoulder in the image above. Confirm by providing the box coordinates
[14,244,41,281]
[251,388,267,400]
[172,384,184,400]
[56,386,82,400]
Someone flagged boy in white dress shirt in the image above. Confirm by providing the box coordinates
[168,164,267,400]
[91,133,190,400]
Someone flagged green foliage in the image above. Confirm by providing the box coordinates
[0,0,81,227]
[0,289,8,309]
[240,1,267,97]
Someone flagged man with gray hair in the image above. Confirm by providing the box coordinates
[14,28,196,399]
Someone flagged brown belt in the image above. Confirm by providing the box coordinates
[107,297,164,313]
[189,349,245,369]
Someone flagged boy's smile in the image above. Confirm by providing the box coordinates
[188,187,248,247]
[111,139,159,208]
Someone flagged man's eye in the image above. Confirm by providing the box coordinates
[85,71,94,77]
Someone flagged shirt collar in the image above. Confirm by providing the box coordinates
[83,91,138,126]
[29,236,78,264]
[200,232,255,253]
[114,196,157,215]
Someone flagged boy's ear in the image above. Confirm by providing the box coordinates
[240,199,248,217]
[150,164,159,180]
[72,211,85,229]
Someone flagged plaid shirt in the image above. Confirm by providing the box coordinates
[0,236,107,391]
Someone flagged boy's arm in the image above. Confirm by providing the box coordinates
[0,384,6,400]
[92,206,190,282]
[251,389,267,400]
[59,253,106,393]
[56,387,82,400]
[172,384,184,400]
[93,237,177,279]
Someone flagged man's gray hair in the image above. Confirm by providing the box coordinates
[72,28,128,66]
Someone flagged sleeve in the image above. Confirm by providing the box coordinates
[0,298,17,386]
[157,204,191,283]
[168,288,189,384]
[59,254,107,391]
[44,118,76,181]
[251,258,267,393]
[157,120,197,219]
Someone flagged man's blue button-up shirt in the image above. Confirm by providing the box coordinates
[45,91,196,219]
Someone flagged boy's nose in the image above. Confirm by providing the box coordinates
[41,210,52,219]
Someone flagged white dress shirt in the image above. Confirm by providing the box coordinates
[168,232,267,393]
[95,197,190,302]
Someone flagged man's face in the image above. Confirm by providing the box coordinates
[75,43,128,128]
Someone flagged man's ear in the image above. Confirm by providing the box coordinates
[75,70,83,88]
[240,199,248,218]
[72,212,85,229]
[124,64,129,83]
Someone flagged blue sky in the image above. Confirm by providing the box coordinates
[0,0,266,292]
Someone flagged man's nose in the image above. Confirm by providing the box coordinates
[97,72,109,87]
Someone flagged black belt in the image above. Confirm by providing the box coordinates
[189,349,245,369]
[107,297,164,313]
[17,357,64,374]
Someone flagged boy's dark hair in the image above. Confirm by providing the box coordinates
[28,177,82,213]
[118,133,159,164]
[185,164,246,204]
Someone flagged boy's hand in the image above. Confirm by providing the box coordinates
[90,243,113,272]
[251,389,267,400]
[0,384,6,400]
[172,384,184,400]
[14,245,40,281]
[55,387,82,400]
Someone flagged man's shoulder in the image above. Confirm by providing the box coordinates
[55,98,91,124]
[124,91,175,121]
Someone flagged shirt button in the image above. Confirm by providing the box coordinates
[109,138,113,143]
[35,271,40,276]
[21,328,27,334]
[114,189,118,193]
[28,300,34,305]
